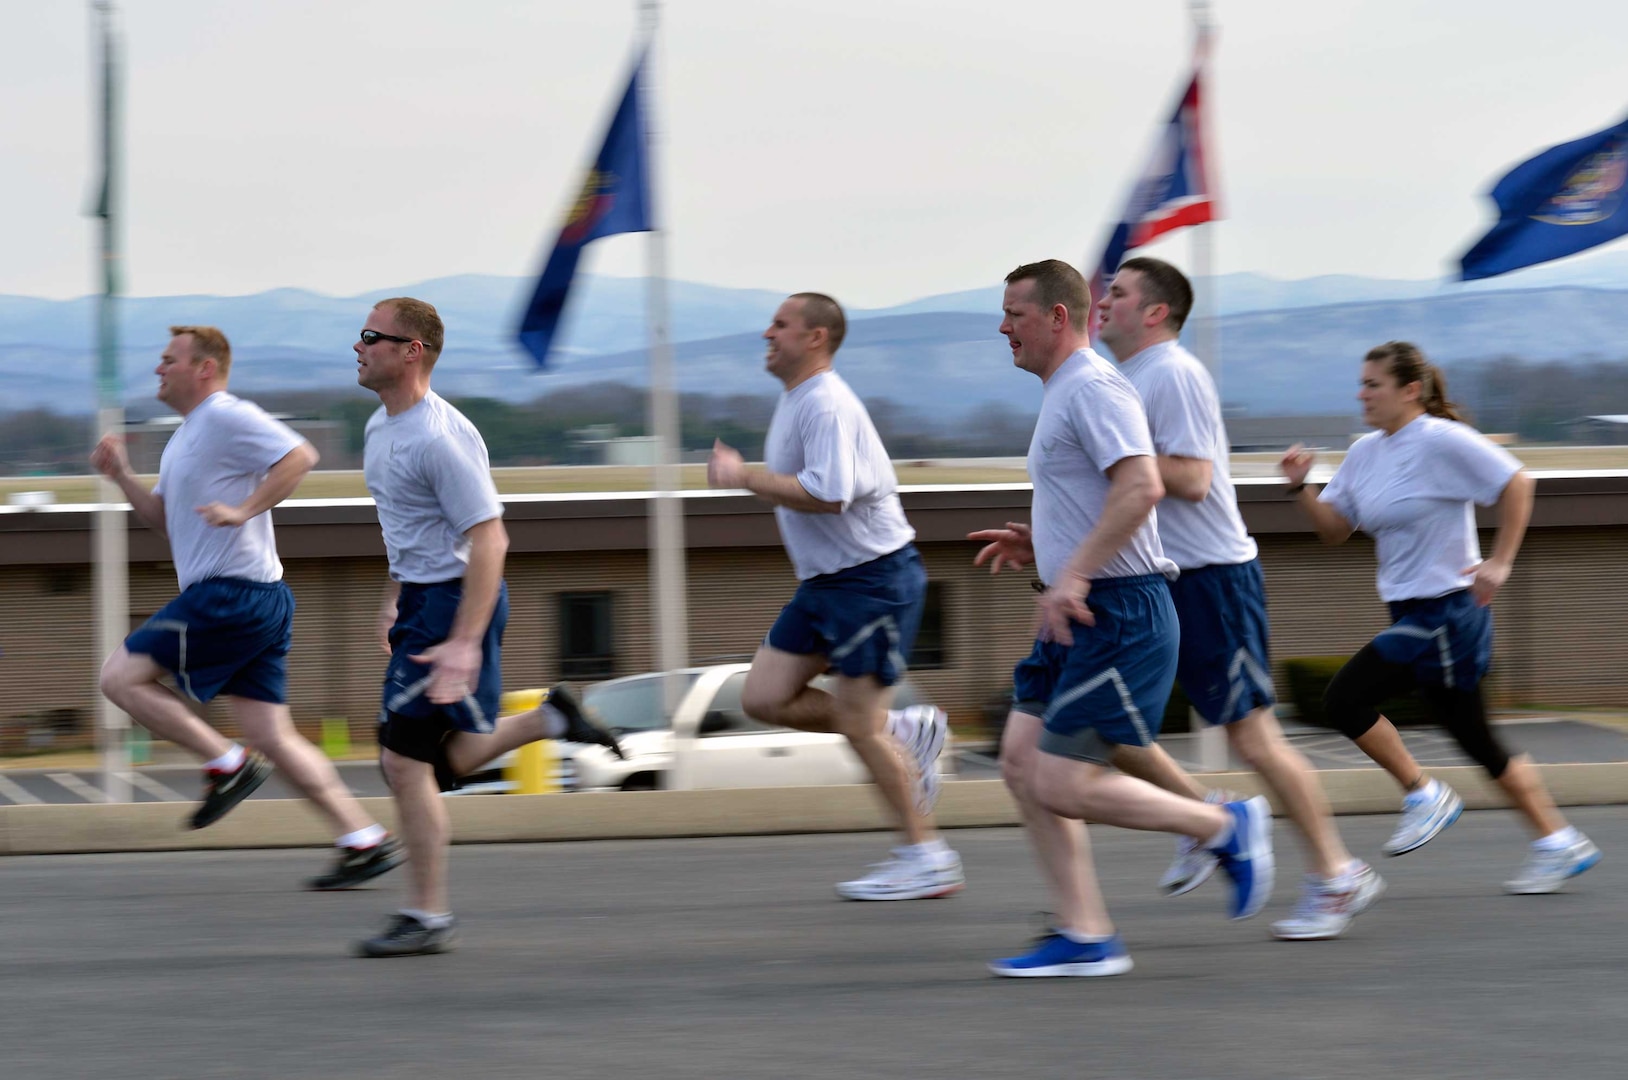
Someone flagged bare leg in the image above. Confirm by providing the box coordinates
[1496,754,1568,837]
[99,648,233,761]
[1031,752,1230,840]
[1230,708,1352,879]
[381,751,449,913]
[1111,742,1211,801]
[231,697,373,837]
[444,708,553,777]
[1001,712,1112,936]
[741,646,931,844]
[1353,716,1428,792]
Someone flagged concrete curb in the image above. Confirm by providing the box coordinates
[2,763,1624,856]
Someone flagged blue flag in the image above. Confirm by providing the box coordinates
[517,52,652,368]
[1460,114,1628,281]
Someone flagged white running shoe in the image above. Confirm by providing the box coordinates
[895,704,949,816]
[1270,861,1385,941]
[1382,778,1462,856]
[1158,789,1230,896]
[1504,835,1601,894]
[835,848,965,901]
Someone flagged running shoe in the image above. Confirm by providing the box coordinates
[835,848,964,901]
[188,753,272,830]
[546,683,625,760]
[989,932,1133,978]
[306,836,405,891]
[1382,778,1462,856]
[355,913,458,958]
[1504,835,1601,894]
[896,704,949,816]
[1270,861,1385,941]
[1159,789,1231,896]
[1210,795,1275,920]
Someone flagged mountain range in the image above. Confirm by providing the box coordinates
[3,249,1628,417]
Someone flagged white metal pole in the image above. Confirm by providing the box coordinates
[638,0,694,790]
[92,1,131,802]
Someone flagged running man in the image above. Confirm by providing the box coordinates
[971,260,1272,977]
[354,297,623,957]
[1093,257,1383,941]
[708,291,961,901]
[94,325,402,891]
[1283,341,1599,894]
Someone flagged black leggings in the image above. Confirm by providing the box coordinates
[1322,642,1512,779]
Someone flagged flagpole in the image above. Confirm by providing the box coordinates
[90,1,131,803]
[638,0,693,790]
[1185,0,1228,773]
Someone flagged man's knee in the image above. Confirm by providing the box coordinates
[1225,709,1279,767]
[99,649,151,702]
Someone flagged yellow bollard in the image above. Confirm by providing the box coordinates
[500,689,558,794]
[320,717,352,759]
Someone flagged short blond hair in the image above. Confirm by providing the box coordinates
[373,297,445,364]
[169,325,232,377]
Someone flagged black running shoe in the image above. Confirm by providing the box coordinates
[546,683,625,760]
[306,836,405,892]
[355,913,458,958]
[188,754,273,830]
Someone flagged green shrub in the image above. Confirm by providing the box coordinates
[1281,656,1436,729]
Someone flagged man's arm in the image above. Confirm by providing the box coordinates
[90,433,167,536]
[195,441,319,527]
[1036,455,1164,645]
[708,439,841,514]
[1157,454,1213,502]
[409,517,509,704]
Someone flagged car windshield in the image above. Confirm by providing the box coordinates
[582,673,700,734]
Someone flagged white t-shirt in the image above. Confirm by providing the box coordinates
[153,391,304,591]
[1319,414,1521,602]
[1027,349,1177,585]
[763,370,915,580]
[1117,340,1258,570]
[363,391,504,584]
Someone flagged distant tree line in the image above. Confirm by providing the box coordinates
[3,358,1626,475]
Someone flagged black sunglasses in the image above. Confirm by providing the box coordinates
[358,330,417,346]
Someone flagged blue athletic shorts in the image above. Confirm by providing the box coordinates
[380,579,509,735]
[124,578,294,705]
[1372,589,1492,691]
[1167,559,1277,727]
[766,545,926,687]
[1012,573,1179,764]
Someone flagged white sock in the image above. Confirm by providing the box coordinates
[401,908,454,929]
[337,824,387,850]
[204,744,246,773]
[1535,826,1580,851]
[1058,928,1114,944]
[539,703,568,739]
[1204,819,1234,850]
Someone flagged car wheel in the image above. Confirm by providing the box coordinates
[620,773,660,792]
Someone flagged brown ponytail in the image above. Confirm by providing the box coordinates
[1363,341,1465,423]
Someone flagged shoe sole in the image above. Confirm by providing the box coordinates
[989,956,1134,978]
[355,939,456,958]
[307,850,406,892]
[1505,847,1603,894]
[835,881,965,901]
[1160,854,1219,897]
[1382,795,1463,857]
[188,761,273,830]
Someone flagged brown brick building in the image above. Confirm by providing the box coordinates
[2,475,1625,752]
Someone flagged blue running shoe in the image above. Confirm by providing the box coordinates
[989,932,1133,978]
[1210,795,1275,920]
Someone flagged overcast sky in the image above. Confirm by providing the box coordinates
[4,0,1628,305]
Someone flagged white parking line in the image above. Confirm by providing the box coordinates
[0,773,43,805]
[47,773,108,803]
[122,771,187,801]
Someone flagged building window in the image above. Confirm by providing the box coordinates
[909,582,947,671]
[558,591,616,679]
